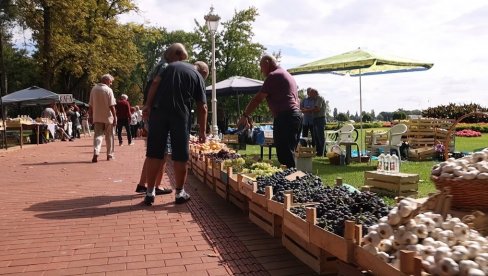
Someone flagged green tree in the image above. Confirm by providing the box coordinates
[370,109,375,120]
[14,0,139,101]
[337,112,349,122]
[392,111,407,121]
[333,108,338,120]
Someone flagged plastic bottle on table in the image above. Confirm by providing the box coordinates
[384,153,391,173]
[377,153,385,172]
[391,153,400,173]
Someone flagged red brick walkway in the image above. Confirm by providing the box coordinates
[0,137,314,275]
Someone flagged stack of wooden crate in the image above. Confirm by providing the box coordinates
[406,118,455,160]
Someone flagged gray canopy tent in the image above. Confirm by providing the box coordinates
[205,76,263,115]
[1,86,59,149]
[2,86,60,106]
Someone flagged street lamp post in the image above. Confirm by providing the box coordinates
[204,6,220,137]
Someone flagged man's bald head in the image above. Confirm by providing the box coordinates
[259,54,278,77]
[164,43,189,63]
[194,61,209,80]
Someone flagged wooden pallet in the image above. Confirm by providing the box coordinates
[363,171,419,197]
[248,201,282,237]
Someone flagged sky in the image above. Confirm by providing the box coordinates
[31,0,488,114]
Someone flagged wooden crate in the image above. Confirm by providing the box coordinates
[251,190,267,208]
[408,146,435,161]
[352,225,420,276]
[238,173,257,199]
[222,134,238,144]
[308,209,356,263]
[248,201,282,237]
[283,194,313,243]
[228,186,248,212]
[265,186,286,217]
[295,145,316,158]
[214,175,229,200]
[212,160,222,182]
[282,224,338,275]
[363,171,419,197]
[204,157,215,191]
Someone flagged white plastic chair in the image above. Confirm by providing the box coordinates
[371,123,408,157]
[324,124,356,155]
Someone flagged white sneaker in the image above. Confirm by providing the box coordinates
[129,142,135,146]
[175,190,191,204]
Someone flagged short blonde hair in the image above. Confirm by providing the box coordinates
[101,74,114,82]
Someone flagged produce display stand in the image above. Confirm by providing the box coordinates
[406,117,455,160]
[363,171,419,197]
[187,147,485,276]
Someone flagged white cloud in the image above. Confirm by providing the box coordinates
[121,0,488,114]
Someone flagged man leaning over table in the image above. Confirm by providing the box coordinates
[237,54,302,168]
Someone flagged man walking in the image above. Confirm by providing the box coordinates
[88,74,117,163]
[116,94,133,146]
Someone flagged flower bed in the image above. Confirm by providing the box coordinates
[455,129,482,137]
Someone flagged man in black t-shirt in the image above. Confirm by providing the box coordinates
[142,60,208,206]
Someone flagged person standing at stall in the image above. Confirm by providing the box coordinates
[238,54,302,168]
[309,88,327,156]
[88,74,117,163]
[300,87,315,146]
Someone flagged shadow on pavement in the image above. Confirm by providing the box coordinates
[25,195,186,219]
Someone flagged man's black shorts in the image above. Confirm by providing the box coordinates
[146,109,189,161]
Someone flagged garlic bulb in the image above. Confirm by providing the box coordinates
[459,260,479,276]
[378,239,393,252]
[363,243,378,255]
[451,245,469,262]
[363,231,381,246]
[388,210,401,226]
[467,268,486,276]
[401,232,419,245]
[377,223,393,239]
[438,257,459,276]
[414,224,429,239]
[435,247,452,263]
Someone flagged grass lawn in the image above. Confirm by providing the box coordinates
[236,133,488,201]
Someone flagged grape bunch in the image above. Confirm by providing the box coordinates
[241,162,282,178]
[290,187,390,236]
[205,149,241,162]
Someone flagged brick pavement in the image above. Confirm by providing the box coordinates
[0,137,315,275]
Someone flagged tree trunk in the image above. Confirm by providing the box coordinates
[0,26,6,96]
[41,1,53,89]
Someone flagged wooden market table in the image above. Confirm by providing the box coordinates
[5,121,40,148]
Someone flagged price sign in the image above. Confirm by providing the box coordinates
[59,94,74,104]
